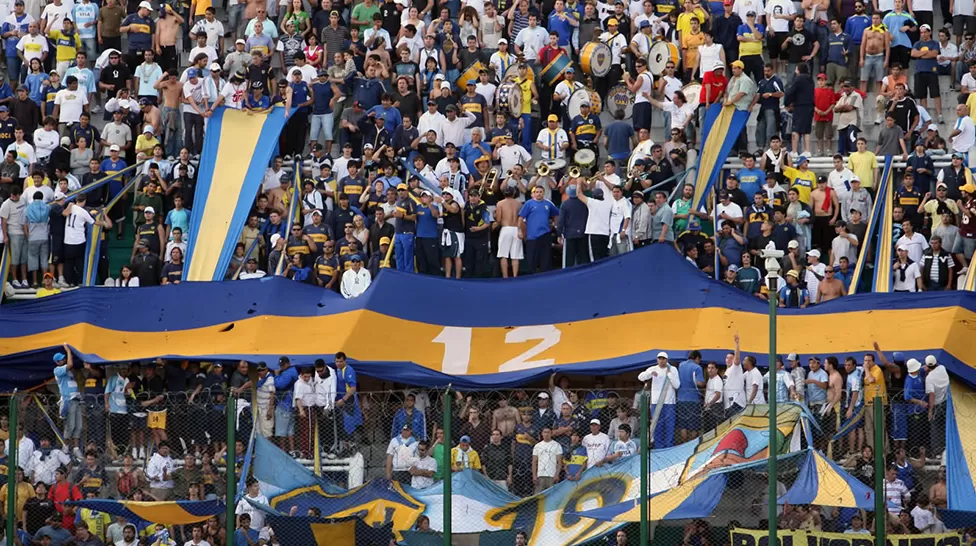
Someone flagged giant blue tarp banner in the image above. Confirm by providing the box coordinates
[3,246,976,388]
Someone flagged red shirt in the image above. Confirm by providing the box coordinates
[700,71,728,104]
[48,481,81,530]
[539,45,564,68]
[813,87,837,122]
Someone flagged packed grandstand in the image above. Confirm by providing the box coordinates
[0,0,975,542]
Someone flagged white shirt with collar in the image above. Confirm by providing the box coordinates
[341,267,372,298]
[313,368,337,408]
[639,364,680,404]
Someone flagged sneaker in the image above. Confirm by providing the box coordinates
[3,282,14,298]
[72,446,83,460]
[91,105,102,114]
[874,115,882,125]
[132,447,139,459]
[939,115,945,124]
[138,447,146,460]
[57,276,68,288]
[13,280,24,289]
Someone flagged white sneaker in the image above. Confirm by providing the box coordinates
[13,280,24,289]
[132,447,138,459]
[138,447,146,460]
[91,105,102,114]
[57,276,68,288]
[874,115,882,125]
[939,115,945,124]
[3,282,14,298]
[72,446,83,460]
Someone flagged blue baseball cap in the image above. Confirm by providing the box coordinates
[566,185,577,198]
[459,435,471,443]
[187,68,199,78]
[0,106,8,113]
[892,352,905,363]
[53,352,66,362]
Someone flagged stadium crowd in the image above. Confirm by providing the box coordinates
[0,327,952,545]
[0,0,970,291]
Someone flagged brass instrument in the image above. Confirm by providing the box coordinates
[538,162,550,176]
[568,165,582,179]
[484,167,499,190]
[506,169,514,177]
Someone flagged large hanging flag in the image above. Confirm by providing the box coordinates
[848,156,893,294]
[183,106,287,282]
[692,104,751,212]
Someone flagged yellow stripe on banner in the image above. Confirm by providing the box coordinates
[123,502,213,525]
[810,452,856,507]
[16,306,976,377]
[692,106,735,208]
[186,111,275,281]
[0,244,10,305]
[275,170,302,277]
[311,521,356,544]
[875,174,895,293]
[965,263,976,291]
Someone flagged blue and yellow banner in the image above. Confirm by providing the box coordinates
[848,156,893,295]
[82,174,141,286]
[946,381,976,511]
[6,245,976,387]
[778,450,876,508]
[0,244,9,304]
[692,104,751,211]
[266,514,393,546]
[66,499,224,526]
[183,106,287,282]
[872,157,896,293]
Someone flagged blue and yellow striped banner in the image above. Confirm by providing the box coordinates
[274,162,303,277]
[66,499,225,526]
[64,160,145,202]
[0,244,9,304]
[872,158,896,293]
[847,156,893,295]
[692,104,751,211]
[184,106,287,282]
[82,174,142,286]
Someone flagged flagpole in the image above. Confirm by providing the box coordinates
[442,386,452,546]
[760,243,782,542]
[225,395,237,543]
[6,390,18,545]
[874,396,885,541]
[639,392,649,544]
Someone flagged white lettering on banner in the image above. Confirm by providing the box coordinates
[433,325,563,374]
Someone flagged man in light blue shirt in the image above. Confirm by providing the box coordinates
[53,344,83,459]
[764,358,795,403]
[72,0,98,60]
[104,363,130,453]
[677,350,704,443]
[805,357,828,409]
[64,52,96,105]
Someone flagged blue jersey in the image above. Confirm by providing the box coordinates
[882,11,916,48]
[73,2,99,39]
[1,14,31,57]
[913,39,940,73]
[54,363,79,403]
[24,72,45,105]
[100,158,128,198]
[736,168,766,198]
[677,360,703,402]
[564,444,588,477]
[273,366,298,411]
[518,198,559,240]
[547,12,574,47]
[311,81,334,115]
[120,14,155,51]
[570,114,601,144]
[246,94,270,110]
[289,80,310,114]
[416,204,438,238]
[41,83,60,115]
[844,14,870,44]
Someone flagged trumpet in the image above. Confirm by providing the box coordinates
[538,163,550,176]
[568,165,582,179]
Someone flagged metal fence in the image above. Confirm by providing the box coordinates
[0,370,955,545]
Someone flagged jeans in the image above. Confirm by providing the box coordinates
[755,108,778,147]
[309,113,334,144]
[183,111,204,155]
[162,105,182,157]
[861,54,884,84]
[520,113,533,152]
[6,56,21,84]
[394,232,415,272]
[80,38,97,62]
[228,3,245,36]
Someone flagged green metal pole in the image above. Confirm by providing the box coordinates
[442,388,452,546]
[640,393,649,545]
[226,395,237,542]
[768,281,778,543]
[6,391,17,545]
[874,396,885,542]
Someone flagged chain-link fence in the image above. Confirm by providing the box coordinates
[0,363,956,546]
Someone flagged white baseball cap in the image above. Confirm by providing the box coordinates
[138,1,152,9]
[656,351,668,359]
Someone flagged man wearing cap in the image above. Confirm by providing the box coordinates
[581,418,610,469]
[535,113,569,162]
[119,1,155,74]
[340,253,371,298]
[637,352,681,448]
[3,1,33,85]
[385,422,419,485]
[892,243,921,291]
[450,435,482,472]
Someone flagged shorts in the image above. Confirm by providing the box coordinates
[792,104,814,134]
[27,239,49,272]
[825,63,848,86]
[769,32,790,61]
[914,71,940,99]
[256,405,274,437]
[496,225,524,259]
[275,405,295,436]
[148,409,167,430]
[815,120,833,140]
[130,411,148,430]
[50,239,64,265]
[8,234,26,265]
[952,235,976,260]
[954,15,976,37]
[440,230,464,258]
[676,401,701,431]
[63,399,82,439]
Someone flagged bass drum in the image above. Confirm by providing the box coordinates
[681,82,702,111]
[567,88,602,120]
[648,40,671,76]
[579,42,613,78]
[540,51,572,86]
[607,84,634,119]
[496,81,523,118]
[628,138,654,172]
[502,63,534,84]
[457,61,485,89]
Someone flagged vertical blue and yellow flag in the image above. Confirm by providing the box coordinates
[847,156,893,294]
[274,163,302,277]
[692,104,751,211]
[183,106,287,282]
[82,175,141,286]
[872,158,897,293]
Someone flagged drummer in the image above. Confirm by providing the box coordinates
[626,57,654,133]
[598,18,628,100]
[552,67,584,132]
[569,101,602,170]
[460,79,489,134]
[489,39,517,84]
[535,114,571,164]
[629,20,654,75]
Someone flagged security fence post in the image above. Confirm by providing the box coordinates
[226,395,237,543]
[442,388,452,546]
[640,392,649,545]
[874,396,885,543]
[6,391,17,545]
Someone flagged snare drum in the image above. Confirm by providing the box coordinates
[574,148,596,168]
[457,61,485,89]
[540,51,572,86]
[496,81,523,118]
[607,84,634,119]
[648,40,671,76]
[682,82,703,111]
[567,87,602,120]
[579,42,612,78]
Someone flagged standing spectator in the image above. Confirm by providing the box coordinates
[481,429,512,491]
[638,352,680,448]
[450,435,481,472]
[581,419,609,470]
[409,442,437,489]
[385,424,418,486]
[925,355,949,455]
[531,427,561,491]
[145,441,174,500]
[676,351,704,443]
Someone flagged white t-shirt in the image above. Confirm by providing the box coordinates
[182,78,211,114]
[925,365,949,405]
[609,196,631,235]
[190,18,225,49]
[895,232,928,263]
[962,73,976,94]
[724,363,746,409]
[716,201,743,225]
[827,168,855,202]
[40,0,72,33]
[892,261,920,292]
[64,204,94,245]
[733,0,765,21]
[804,262,826,302]
[54,87,89,123]
[411,456,437,489]
[581,432,610,468]
[952,116,975,153]
[386,435,419,471]
[830,233,859,266]
[705,375,724,406]
[663,101,695,130]
[15,32,47,62]
[633,72,653,104]
[234,493,268,530]
[744,367,765,405]
[698,43,723,78]
[514,25,548,61]
[764,0,795,33]
[220,81,248,109]
[535,128,569,160]
[953,0,974,16]
[532,440,563,477]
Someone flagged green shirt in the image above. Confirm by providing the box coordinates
[132,192,163,228]
[351,3,380,32]
[728,74,757,111]
[432,444,445,480]
[672,198,691,234]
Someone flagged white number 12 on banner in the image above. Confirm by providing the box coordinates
[432,325,562,375]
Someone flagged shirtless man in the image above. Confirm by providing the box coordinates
[154,72,184,156]
[492,397,519,444]
[817,267,845,302]
[154,5,184,74]
[860,12,890,95]
[140,100,161,137]
[823,356,844,443]
[809,183,839,252]
[494,186,523,278]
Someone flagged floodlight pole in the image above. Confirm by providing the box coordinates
[761,243,783,543]
[640,393,649,545]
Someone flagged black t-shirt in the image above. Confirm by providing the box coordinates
[786,29,815,64]
[145,373,166,410]
[165,362,188,392]
[379,1,400,36]
[888,97,918,133]
[394,91,421,124]
[247,63,273,94]
[23,498,56,535]
[434,95,457,116]
[417,142,445,167]
[0,118,17,151]
[99,62,132,94]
